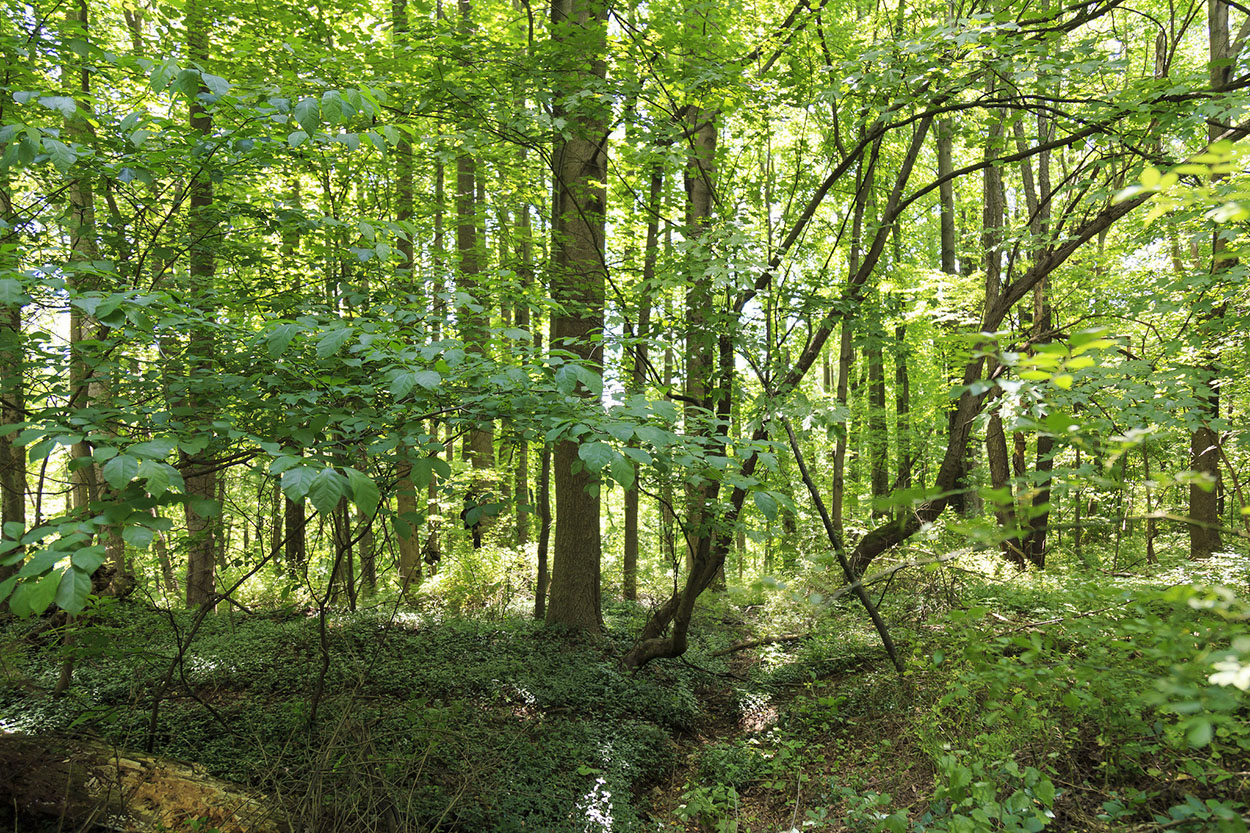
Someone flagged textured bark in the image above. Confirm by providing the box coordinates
[284,496,306,573]
[514,200,533,547]
[1190,0,1231,558]
[545,0,607,631]
[0,734,285,833]
[396,463,422,590]
[0,117,24,605]
[980,92,1025,567]
[534,442,552,619]
[682,103,718,578]
[894,324,910,511]
[182,0,218,608]
[457,0,494,484]
[867,322,888,518]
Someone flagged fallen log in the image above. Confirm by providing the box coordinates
[0,733,286,832]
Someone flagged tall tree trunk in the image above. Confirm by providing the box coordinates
[936,118,972,517]
[513,194,534,547]
[867,319,888,518]
[682,104,718,580]
[545,0,607,631]
[392,0,424,590]
[1019,106,1055,569]
[623,166,663,602]
[0,107,24,605]
[182,0,218,607]
[1190,0,1230,558]
[457,0,494,510]
[285,496,306,575]
[980,92,1025,568]
[894,324,910,517]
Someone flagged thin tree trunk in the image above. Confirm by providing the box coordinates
[623,166,663,601]
[1190,0,1231,558]
[894,324,910,518]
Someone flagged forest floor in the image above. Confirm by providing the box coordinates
[1,543,1249,832]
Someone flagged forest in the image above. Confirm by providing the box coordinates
[0,0,1249,828]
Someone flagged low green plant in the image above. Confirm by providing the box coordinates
[676,783,741,833]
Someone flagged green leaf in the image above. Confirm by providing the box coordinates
[138,460,171,497]
[131,437,177,459]
[577,441,614,471]
[281,466,316,501]
[344,467,380,515]
[71,546,106,573]
[293,97,319,135]
[39,96,77,118]
[753,491,778,520]
[268,322,298,358]
[150,57,179,90]
[307,468,348,515]
[609,455,635,490]
[43,138,76,172]
[0,574,16,605]
[413,370,440,389]
[102,454,139,490]
[0,278,28,305]
[201,72,230,97]
[55,567,92,614]
[317,326,354,358]
[17,547,62,578]
[321,90,344,125]
[391,371,414,400]
[123,525,154,550]
[27,569,62,615]
[27,438,56,463]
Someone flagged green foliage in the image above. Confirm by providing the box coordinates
[676,783,741,833]
[0,604,694,831]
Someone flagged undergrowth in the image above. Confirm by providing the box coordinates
[2,544,1248,832]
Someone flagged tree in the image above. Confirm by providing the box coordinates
[545,0,608,632]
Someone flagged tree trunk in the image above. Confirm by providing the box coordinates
[1190,0,1230,559]
[545,0,608,632]
[867,320,888,518]
[980,89,1025,567]
[624,166,663,601]
[182,0,218,608]
[682,103,718,580]
[0,734,284,833]
[0,110,24,606]
[894,324,910,520]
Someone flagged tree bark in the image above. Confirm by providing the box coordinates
[1190,0,1231,558]
[0,103,24,606]
[182,0,219,608]
[545,0,608,631]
